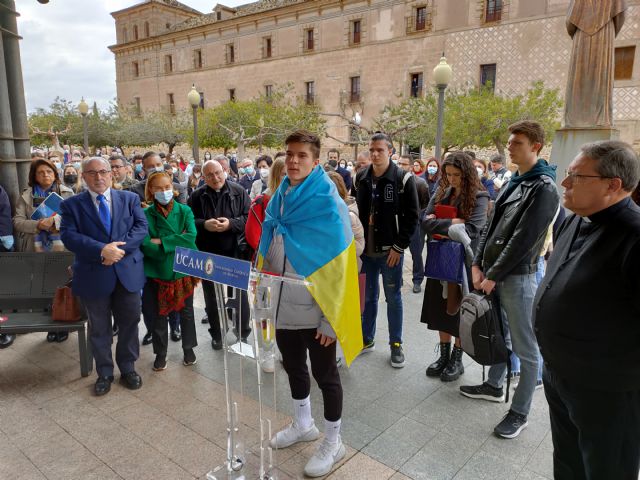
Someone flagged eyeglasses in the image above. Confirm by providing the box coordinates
[564,169,612,183]
[204,173,223,180]
[111,165,124,170]
[84,170,111,178]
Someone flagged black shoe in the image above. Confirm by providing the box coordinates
[494,410,529,439]
[441,345,464,382]
[211,338,223,350]
[170,329,181,342]
[390,342,405,368]
[94,376,114,396]
[142,332,153,346]
[201,315,208,324]
[460,382,505,402]
[183,348,197,366]
[112,325,119,336]
[55,332,69,343]
[153,355,167,371]
[0,334,15,349]
[120,371,143,390]
[46,332,57,342]
[426,342,451,377]
[412,283,422,293]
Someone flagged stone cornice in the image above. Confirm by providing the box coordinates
[111,0,201,19]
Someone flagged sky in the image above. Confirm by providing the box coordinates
[18,0,247,113]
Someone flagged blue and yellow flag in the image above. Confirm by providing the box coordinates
[257,166,363,366]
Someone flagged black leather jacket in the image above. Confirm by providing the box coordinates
[473,174,559,281]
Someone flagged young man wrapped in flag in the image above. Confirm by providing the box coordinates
[257,130,362,477]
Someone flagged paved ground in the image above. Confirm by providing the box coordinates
[0,263,553,480]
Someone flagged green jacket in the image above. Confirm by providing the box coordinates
[141,201,198,280]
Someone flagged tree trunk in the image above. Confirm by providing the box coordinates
[237,141,246,159]
[494,138,505,156]
[168,142,176,154]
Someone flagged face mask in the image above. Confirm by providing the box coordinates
[172,168,177,174]
[392,159,398,165]
[245,166,255,176]
[154,189,173,205]
[204,154,211,160]
[72,162,81,169]
[260,168,269,179]
[427,166,437,175]
[64,174,78,184]
[223,172,228,180]
[135,164,142,173]
[189,159,195,165]
[53,162,62,169]
[194,172,201,179]
[238,167,245,175]
[347,166,354,173]
[147,166,164,174]
[339,163,347,169]
[476,167,484,178]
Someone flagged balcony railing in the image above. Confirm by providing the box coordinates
[485,6,502,23]
[406,14,432,34]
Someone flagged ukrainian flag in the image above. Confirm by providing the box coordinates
[257,165,363,366]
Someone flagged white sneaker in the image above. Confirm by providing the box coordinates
[269,421,320,449]
[261,355,275,373]
[303,435,346,477]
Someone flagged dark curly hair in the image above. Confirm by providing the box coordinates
[433,151,481,221]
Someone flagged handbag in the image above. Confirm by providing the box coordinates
[52,281,82,322]
[424,239,465,284]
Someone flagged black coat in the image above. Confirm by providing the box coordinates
[473,175,559,281]
[534,198,640,391]
[188,182,250,258]
[355,162,419,254]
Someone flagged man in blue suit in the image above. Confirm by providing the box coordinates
[61,157,148,396]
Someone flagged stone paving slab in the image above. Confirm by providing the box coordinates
[0,263,553,479]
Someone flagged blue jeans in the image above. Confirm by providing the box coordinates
[510,256,546,380]
[361,254,404,345]
[487,273,540,416]
[409,225,425,285]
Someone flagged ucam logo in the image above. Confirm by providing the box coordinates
[175,251,206,272]
[205,258,214,275]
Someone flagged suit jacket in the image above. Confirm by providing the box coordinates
[60,189,148,298]
[534,198,640,391]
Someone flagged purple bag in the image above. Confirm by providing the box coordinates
[425,239,465,284]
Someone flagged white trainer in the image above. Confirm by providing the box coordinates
[303,435,346,477]
[261,355,275,373]
[269,421,320,449]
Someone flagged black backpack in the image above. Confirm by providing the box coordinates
[459,291,512,402]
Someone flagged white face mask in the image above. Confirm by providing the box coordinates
[476,167,484,177]
[172,168,177,174]
[259,168,269,179]
[194,172,201,179]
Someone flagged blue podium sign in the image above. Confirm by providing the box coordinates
[173,247,251,291]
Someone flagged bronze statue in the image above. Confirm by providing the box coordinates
[564,0,627,128]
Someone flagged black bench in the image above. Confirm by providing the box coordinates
[0,252,92,377]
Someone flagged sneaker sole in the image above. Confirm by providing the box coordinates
[270,427,320,449]
[361,346,375,353]
[391,360,405,368]
[495,421,528,439]
[460,391,505,402]
[183,359,197,366]
[304,443,346,477]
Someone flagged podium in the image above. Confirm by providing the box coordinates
[205,268,309,480]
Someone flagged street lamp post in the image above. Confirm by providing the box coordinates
[187,84,201,163]
[352,111,362,160]
[78,97,89,153]
[433,54,452,161]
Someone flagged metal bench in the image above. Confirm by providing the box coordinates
[0,252,92,377]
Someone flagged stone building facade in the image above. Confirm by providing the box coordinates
[110,0,640,149]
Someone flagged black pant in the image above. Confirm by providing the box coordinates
[202,280,250,341]
[82,280,141,378]
[142,280,197,357]
[276,328,342,422]
[543,365,640,480]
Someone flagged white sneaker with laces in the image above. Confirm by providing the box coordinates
[269,421,320,449]
[303,435,346,477]
[261,355,275,373]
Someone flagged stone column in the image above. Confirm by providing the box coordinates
[0,0,29,210]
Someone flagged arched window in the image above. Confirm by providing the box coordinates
[133,24,139,40]
[144,21,150,37]
[122,27,128,43]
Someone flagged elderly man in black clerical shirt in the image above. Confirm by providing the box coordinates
[534,140,640,480]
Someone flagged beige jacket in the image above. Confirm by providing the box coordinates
[13,185,74,252]
[346,197,365,270]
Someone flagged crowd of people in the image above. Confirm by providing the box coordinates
[0,122,638,479]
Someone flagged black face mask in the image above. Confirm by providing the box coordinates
[64,174,78,184]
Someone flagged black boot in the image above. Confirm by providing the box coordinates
[441,345,464,382]
[426,342,451,377]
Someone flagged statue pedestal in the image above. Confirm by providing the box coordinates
[549,127,620,186]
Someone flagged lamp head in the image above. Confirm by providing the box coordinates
[187,84,201,108]
[78,97,89,116]
[433,54,453,87]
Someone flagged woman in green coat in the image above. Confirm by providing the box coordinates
[141,171,199,371]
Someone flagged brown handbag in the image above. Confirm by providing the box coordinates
[52,283,82,322]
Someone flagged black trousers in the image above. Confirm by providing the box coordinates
[276,328,343,422]
[82,280,140,378]
[141,280,197,357]
[202,280,250,341]
[543,365,640,480]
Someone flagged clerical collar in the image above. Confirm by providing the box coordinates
[588,197,631,224]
